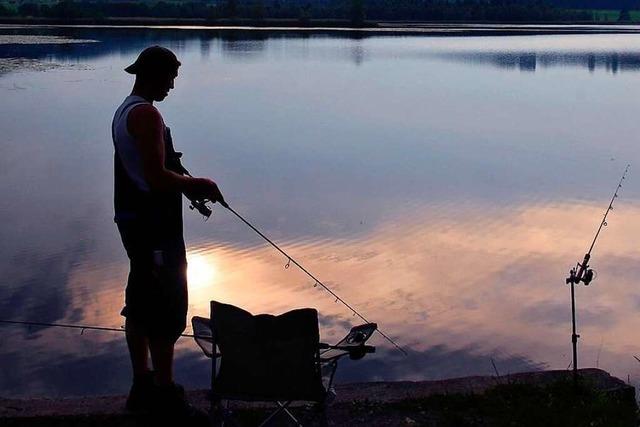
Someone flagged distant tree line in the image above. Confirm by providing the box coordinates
[0,0,605,22]
[2,1,214,19]
[361,0,590,21]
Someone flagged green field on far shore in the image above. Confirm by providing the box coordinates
[580,9,640,22]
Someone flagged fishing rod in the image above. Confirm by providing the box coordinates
[182,160,406,356]
[565,164,630,381]
[0,319,204,339]
[191,196,407,356]
[1,169,406,355]
[0,199,407,356]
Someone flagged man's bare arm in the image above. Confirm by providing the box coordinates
[128,104,224,202]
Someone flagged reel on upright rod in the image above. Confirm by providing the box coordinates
[566,253,595,287]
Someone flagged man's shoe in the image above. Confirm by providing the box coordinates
[125,371,156,412]
[153,382,208,426]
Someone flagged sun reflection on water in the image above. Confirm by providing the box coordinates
[187,252,218,293]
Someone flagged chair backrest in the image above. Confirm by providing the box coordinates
[209,301,326,402]
[192,316,215,358]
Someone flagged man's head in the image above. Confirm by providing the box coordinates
[126,46,181,102]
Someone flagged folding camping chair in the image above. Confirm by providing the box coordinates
[192,301,376,427]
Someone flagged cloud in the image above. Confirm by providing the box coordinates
[332,344,546,384]
[520,301,616,329]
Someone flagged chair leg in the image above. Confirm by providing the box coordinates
[257,401,301,427]
[277,401,303,427]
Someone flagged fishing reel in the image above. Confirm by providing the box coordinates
[189,197,230,220]
[189,199,212,220]
[566,253,595,286]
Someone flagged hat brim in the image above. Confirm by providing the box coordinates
[124,63,138,74]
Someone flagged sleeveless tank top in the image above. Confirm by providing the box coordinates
[112,96,186,251]
[112,95,150,193]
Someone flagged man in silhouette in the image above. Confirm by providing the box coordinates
[112,46,224,418]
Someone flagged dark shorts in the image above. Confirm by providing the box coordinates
[117,220,188,343]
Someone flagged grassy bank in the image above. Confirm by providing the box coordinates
[229,377,638,426]
[120,378,640,426]
[346,378,639,427]
[578,9,640,22]
[2,370,636,427]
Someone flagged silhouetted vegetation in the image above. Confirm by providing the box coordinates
[219,376,638,426]
[13,0,213,19]
[347,377,638,427]
[618,8,632,20]
[551,0,640,8]
[0,2,16,15]
[1,0,599,23]
[362,0,590,21]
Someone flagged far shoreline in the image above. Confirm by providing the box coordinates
[2,17,640,36]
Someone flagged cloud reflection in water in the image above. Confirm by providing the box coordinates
[175,200,640,387]
[3,198,640,397]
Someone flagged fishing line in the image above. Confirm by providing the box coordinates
[184,174,408,356]
[222,204,407,356]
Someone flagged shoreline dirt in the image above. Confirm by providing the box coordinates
[1,369,636,426]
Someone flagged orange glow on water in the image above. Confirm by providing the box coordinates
[187,252,219,293]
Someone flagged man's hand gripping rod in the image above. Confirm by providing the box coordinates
[189,197,228,218]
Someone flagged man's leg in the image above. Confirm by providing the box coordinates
[124,317,156,412]
[125,317,150,376]
[148,336,176,386]
[149,253,187,387]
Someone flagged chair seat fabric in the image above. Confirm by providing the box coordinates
[211,301,326,402]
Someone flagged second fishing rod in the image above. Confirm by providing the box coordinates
[565,164,630,382]
[183,171,408,356]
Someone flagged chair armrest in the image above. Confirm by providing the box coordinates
[324,345,375,353]
[320,344,376,362]
[360,345,376,354]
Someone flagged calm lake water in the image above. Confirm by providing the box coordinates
[1,25,640,398]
